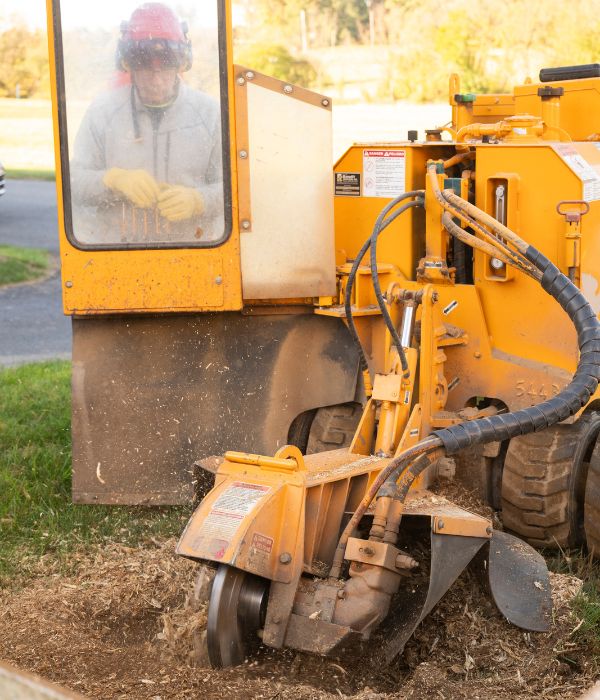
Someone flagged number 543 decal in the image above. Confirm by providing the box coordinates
[515,381,561,400]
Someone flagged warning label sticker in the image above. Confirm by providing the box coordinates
[335,172,361,196]
[212,482,270,517]
[362,149,406,198]
[251,532,274,553]
[553,144,600,202]
[193,482,270,560]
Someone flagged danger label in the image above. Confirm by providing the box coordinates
[362,149,406,198]
[553,144,600,202]
[193,482,270,559]
[251,532,274,553]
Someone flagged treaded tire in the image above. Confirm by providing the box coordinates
[584,441,600,557]
[501,412,600,549]
[306,402,362,454]
[287,409,318,454]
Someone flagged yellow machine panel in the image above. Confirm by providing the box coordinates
[514,78,600,141]
[334,144,450,277]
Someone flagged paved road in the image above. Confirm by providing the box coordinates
[0,179,71,366]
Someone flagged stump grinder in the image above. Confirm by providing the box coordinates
[48,0,600,670]
[177,75,600,664]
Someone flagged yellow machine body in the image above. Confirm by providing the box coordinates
[177,66,600,665]
[332,140,600,409]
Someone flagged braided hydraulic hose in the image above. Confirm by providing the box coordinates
[434,247,600,454]
[384,210,600,482]
[426,165,540,279]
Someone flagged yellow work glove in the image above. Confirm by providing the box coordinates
[157,185,204,222]
[103,168,160,209]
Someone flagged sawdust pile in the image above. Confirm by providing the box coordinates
[0,539,596,700]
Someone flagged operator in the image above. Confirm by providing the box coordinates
[70,2,224,244]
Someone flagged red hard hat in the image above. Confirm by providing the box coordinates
[117,3,192,72]
[125,3,184,42]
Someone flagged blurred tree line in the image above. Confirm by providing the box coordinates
[0,23,50,98]
[2,0,600,101]
[234,0,600,101]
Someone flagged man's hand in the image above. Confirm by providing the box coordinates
[158,185,204,222]
[103,168,160,208]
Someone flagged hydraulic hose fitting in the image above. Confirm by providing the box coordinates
[456,116,543,144]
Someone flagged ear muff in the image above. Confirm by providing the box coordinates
[116,20,130,72]
[178,22,193,72]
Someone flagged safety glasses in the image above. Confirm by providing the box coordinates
[124,39,184,70]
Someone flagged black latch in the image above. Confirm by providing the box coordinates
[537,86,564,98]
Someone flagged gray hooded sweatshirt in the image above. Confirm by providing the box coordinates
[70,80,224,244]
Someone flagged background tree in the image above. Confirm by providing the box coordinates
[0,24,50,98]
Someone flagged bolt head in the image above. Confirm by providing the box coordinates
[279,552,292,564]
[215,275,223,286]
[241,219,251,230]
[239,150,248,159]
[237,76,246,86]
[283,84,293,94]
[245,71,255,80]
[65,281,73,288]
[321,98,330,107]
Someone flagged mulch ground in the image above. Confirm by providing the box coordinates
[0,533,596,700]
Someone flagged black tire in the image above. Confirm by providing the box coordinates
[584,440,600,557]
[501,412,600,549]
[306,402,362,454]
[287,408,318,454]
[287,402,362,455]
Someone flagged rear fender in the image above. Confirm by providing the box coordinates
[71,312,359,505]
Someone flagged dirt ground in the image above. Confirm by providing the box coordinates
[0,531,597,700]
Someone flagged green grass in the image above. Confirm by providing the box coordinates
[6,167,55,181]
[546,549,600,670]
[0,245,53,286]
[0,361,189,586]
[573,577,600,651]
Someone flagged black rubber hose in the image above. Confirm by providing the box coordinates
[433,247,600,454]
[369,199,424,375]
[344,192,424,373]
